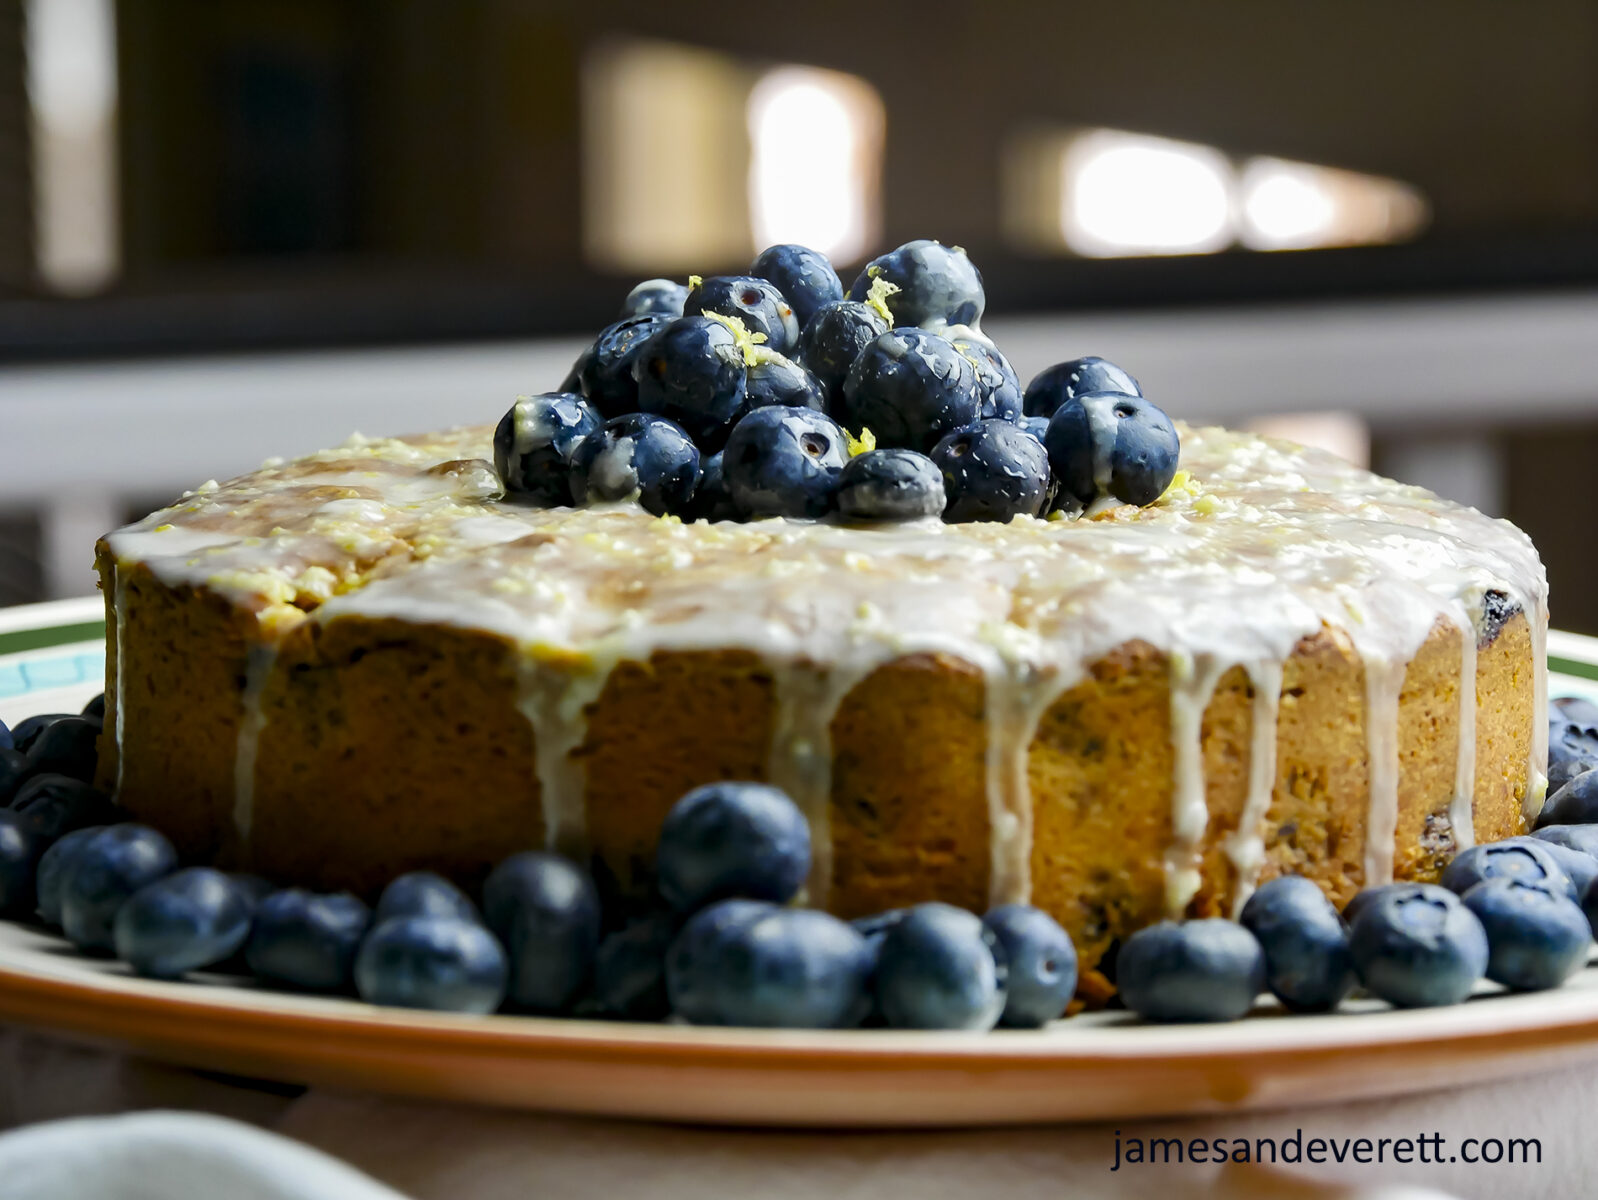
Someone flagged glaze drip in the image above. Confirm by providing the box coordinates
[232,642,277,841]
[1362,655,1406,887]
[1166,653,1227,915]
[515,648,615,862]
[1450,612,1478,854]
[1226,659,1283,915]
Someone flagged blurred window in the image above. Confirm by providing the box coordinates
[583,40,882,273]
[1004,127,1427,259]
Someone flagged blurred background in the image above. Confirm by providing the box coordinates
[1,0,1596,628]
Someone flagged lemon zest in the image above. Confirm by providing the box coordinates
[844,427,877,457]
[702,311,768,366]
[864,275,899,324]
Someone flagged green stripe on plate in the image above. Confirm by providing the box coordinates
[0,620,105,657]
[1551,655,1598,682]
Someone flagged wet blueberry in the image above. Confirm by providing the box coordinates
[81,694,107,723]
[1117,919,1265,1023]
[723,405,849,519]
[841,329,983,454]
[34,824,105,927]
[592,910,681,1020]
[0,811,47,917]
[688,450,738,523]
[633,315,750,448]
[1022,356,1141,420]
[354,916,507,1014]
[1348,883,1488,1008]
[1537,769,1598,828]
[577,314,673,418]
[931,419,1052,523]
[837,448,946,521]
[875,902,1008,1031]
[568,412,702,517]
[1018,414,1050,444]
[8,774,117,841]
[1239,875,1356,1012]
[687,275,799,355]
[1462,878,1590,992]
[744,350,826,412]
[483,851,601,1013]
[493,392,603,505]
[798,299,888,411]
[246,889,372,992]
[656,781,811,913]
[982,904,1076,1028]
[10,714,72,754]
[0,749,32,805]
[112,867,254,980]
[59,824,178,953]
[847,240,985,330]
[664,898,777,1022]
[1440,840,1576,901]
[1044,391,1180,512]
[751,244,843,330]
[374,871,479,926]
[619,278,689,319]
[951,334,1023,422]
[668,903,871,1028]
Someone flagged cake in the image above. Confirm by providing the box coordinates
[93,421,1547,996]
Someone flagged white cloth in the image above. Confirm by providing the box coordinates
[3,1028,1588,1199]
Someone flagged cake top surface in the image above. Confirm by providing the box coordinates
[104,422,1544,689]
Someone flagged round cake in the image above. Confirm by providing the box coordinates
[94,422,1547,997]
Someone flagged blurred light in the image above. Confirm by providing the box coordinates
[1245,412,1370,469]
[746,68,883,262]
[1239,157,1429,251]
[25,0,120,294]
[1061,131,1233,257]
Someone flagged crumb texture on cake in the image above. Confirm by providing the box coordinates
[94,424,1548,988]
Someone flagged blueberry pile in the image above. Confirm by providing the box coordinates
[6,699,1598,1028]
[496,240,1180,524]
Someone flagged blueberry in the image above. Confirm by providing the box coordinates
[558,342,593,396]
[951,335,1023,422]
[1548,723,1598,792]
[593,910,680,1020]
[840,329,983,455]
[1532,824,1598,860]
[1341,885,1392,928]
[34,824,105,927]
[619,278,689,319]
[667,904,871,1028]
[1023,356,1141,419]
[576,314,672,418]
[723,405,849,519]
[982,904,1076,1028]
[688,450,739,523]
[1117,919,1265,1023]
[8,774,117,841]
[931,420,1053,523]
[1044,391,1180,512]
[1462,879,1590,992]
[0,811,47,917]
[568,412,701,517]
[59,824,178,953]
[1348,883,1488,1008]
[112,867,254,980]
[23,716,99,783]
[687,275,799,355]
[11,714,73,754]
[656,781,811,912]
[744,350,826,412]
[847,240,985,330]
[82,693,107,723]
[1537,769,1598,828]
[493,392,603,505]
[751,244,844,330]
[850,909,907,1026]
[664,898,777,1022]
[632,315,751,448]
[837,448,946,522]
[1018,414,1050,444]
[1518,836,1598,897]
[797,300,888,410]
[483,851,601,1013]
[1239,875,1356,1012]
[354,916,508,1014]
[0,719,10,752]
[875,902,1008,1031]
[0,749,32,805]
[1440,840,1576,901]
[1552,695,1598,726]
[246,889,372,992]
[374,871,479,925]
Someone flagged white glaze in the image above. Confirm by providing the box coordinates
[1450,612,1478,854]
[1166,652,1227,914]
[101,423,1550,908]
[111,567,127,798]
[232,643,276,841]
